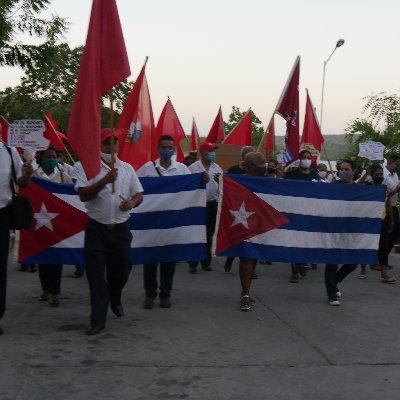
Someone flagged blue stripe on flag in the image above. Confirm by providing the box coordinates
[23,248,85,266]
[32,176,76,194]
[129,207,205,230]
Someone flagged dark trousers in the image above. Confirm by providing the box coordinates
[325,264,357,299]
[379,218,389,265]
[387,207,400,254]
[0,209,10,320]
[84,219,132,328]
[143,262,176,299]
[38,264,63,295]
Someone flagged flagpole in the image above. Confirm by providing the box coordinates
[109,89,116,193]
[321,142,335,177]
[42,112,75,165]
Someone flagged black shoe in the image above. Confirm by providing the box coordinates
[201,265,212,271]
[224,261,232,273]
[27,264,36,273]
[111,304,124,317]
[252,273,258,279]
[189,263,197,274]
[74,268,84,278]
[86,325,105,335]
[160,298,171,308]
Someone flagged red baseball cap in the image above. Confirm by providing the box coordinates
[200,141,218,152]
[101,128,121,142]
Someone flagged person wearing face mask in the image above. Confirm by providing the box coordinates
[74,128,143,335]
[34,146,73,307]
[317,163,332,183]
[285,150,319,283]
[137,135,190,309]
[188,142,223,273]
[325,159,359,306]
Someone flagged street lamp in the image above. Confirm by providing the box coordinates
[320,39,345,129]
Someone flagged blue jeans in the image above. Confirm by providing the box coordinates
[325,264,357,299]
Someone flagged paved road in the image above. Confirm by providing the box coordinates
[1,254,400,399]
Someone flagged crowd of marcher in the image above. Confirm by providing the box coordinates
[1,132,399,335]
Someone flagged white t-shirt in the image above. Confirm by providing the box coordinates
[384,167,399,206]
[137,159,190,177]
[74,158,143,224]
[0,143,23,208]
[189,160,223,202]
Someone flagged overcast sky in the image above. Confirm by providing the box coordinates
[1,0,399,137]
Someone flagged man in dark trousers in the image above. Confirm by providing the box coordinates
[74,129,143,335]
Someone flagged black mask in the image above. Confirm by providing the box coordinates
[373,177,384,185]
[255,166,267,176]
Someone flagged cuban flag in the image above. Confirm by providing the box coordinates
[19,174,207,265]
[214,174,386,265]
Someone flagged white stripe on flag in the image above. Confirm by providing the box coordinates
[52,231,85,248]
[131,225,206,248]
[53,194,87,212]
[255,193,384,219]
[249,229,380,250]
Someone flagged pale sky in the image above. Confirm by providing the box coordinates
[1,0,399,137]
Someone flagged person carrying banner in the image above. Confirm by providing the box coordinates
[0,141,33,335]
[237,151,268,311]
[33,146,73,307]
[137,135,190,309]
[325,159,359,306]
[74,129,143,335]
[188,142,223,273]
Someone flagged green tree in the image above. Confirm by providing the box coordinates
[0,0,68,69]
[224,106,264,146]
[345,92,400,162]
[0,43,133,132]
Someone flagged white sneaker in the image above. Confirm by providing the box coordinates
[329,299,341,306]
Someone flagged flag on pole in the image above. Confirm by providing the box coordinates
[19,175,207,265]
[214,174,386,264]
[190,117,200,151]
[43,112,70,151]
[223,109,252,146]
[275,56,300,164]
[205,106,225,143]
[153,98,186,162]
[67,0,131,179]
[301,89,324,154]
[117,60,155,170]
[265,117,275,158]
[0,115,9,143]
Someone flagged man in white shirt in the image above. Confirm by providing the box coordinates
[384,154,400,256]
[0,141,33,335]
[74,129,143,335]
[137,135,190,309]
[188,142,223,273]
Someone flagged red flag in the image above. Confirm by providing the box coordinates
[117,61,155,170]
[190,118,200,151]
[67,0,131,179]
[43,112,70,151]
[275,56,300,163]
[205,106,224,143]
[0,116,9,144]
[153,98,186,162]
[223,109,252,146]
[265,117,275,157]
[301,89,324,152]
[215,175,289,254]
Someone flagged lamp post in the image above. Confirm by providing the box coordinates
[320,39,345,129]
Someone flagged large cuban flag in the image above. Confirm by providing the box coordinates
[214,174,387,265]
[19,174,207,265]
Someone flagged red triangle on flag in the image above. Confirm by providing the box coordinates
[222,109,252,146]
[215,175,289,254]
[19,182,88,261]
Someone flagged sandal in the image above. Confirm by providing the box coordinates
[358,273,366,279]
[380,277,397,284]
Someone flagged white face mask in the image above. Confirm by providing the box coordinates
[318,171,327,179]
[300,159,312,169]
[101,152,116,163]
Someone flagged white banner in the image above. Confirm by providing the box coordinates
[8,120,49,150]
[358,141,385,160]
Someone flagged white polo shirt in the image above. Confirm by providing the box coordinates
[384,167,399,206]
[74,157,143,224]
[0,143,23,208]
[137,159,190,177]
[189,160,223,202]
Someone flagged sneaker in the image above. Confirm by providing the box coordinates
[290,274,300,283]
[240,296,251,311]
[160,298,171,308]
[249,297,256,306]
[329,298,341,306]
[143,297,155,309]
[336,291,342,298]
[201,265,212,271]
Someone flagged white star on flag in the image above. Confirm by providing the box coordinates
[34,203,59,231]
[229,202,255,229]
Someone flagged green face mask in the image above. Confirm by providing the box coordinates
[41,158,58,171]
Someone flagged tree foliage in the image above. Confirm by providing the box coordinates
[345,92,400,161]
[0,0,68,69]
[224,106,264,146]
[0,44,134,132]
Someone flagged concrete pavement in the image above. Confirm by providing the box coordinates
[1,254,400,399]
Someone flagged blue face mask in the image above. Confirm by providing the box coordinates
[159,148,174,160]
[207,151,216,161]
